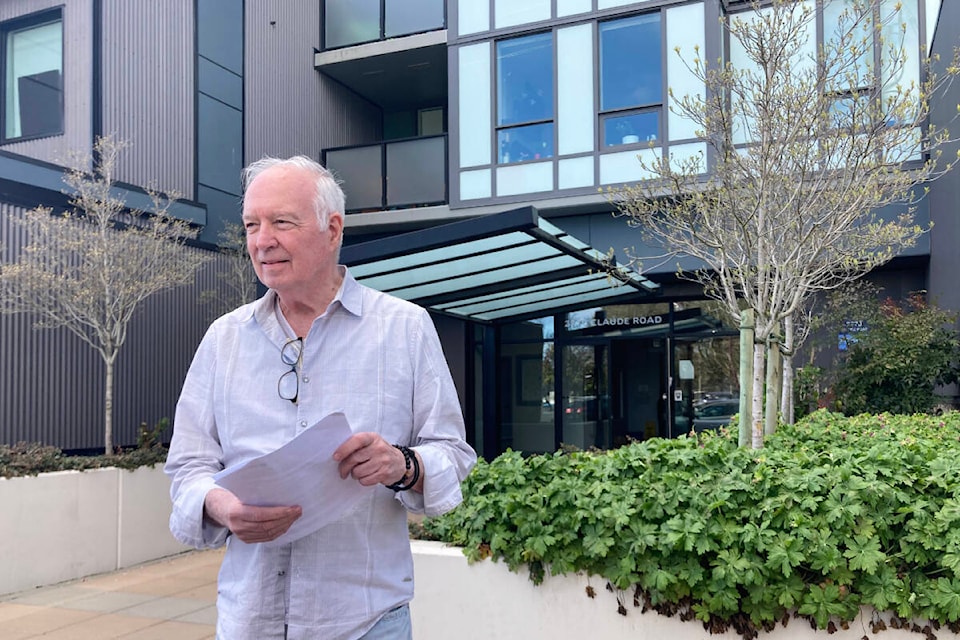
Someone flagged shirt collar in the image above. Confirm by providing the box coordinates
[247,266,363,329]
[337,266,363,317]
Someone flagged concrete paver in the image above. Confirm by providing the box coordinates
[0,548,222,639]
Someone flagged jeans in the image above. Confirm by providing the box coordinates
[359,604,412,640]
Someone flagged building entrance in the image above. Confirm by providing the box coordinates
[495,301,739,457]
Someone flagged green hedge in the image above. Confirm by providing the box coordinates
[424,410,960,638]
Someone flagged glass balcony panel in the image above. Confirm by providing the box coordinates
[386,136,446,207]
[325,146,384,211]
[325,0,380,49]
[385,0,445,38]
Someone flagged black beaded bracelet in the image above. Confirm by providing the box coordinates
[386,444,420,492]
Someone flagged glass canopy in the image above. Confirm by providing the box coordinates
[341,206,659,322]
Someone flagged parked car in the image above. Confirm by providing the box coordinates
[692,399,739,432]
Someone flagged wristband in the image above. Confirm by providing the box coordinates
[386,444,420,491]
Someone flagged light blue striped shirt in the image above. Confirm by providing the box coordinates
[165,267,476,640]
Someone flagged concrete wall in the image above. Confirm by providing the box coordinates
[410,540,957,640]
[0,465,189,596]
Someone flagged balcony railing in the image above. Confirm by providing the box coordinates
[323,135,448,213]
[323,0,445,50]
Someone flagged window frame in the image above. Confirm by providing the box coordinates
[494,30,556,166]
[597,11,664,151]
[1,7,65,144]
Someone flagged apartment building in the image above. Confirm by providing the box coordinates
[1,0,956,458]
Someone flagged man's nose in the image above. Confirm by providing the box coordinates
[255,225,277,248]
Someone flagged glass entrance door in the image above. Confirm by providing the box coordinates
[561,343,609,450]
[610,338,667,443]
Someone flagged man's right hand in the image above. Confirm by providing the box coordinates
[204,487,302,544]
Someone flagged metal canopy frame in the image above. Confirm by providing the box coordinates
[341,206,659,323]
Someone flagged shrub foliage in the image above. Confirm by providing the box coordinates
[425,411,960,638]
[831,294,959,416]
[0,419,169,478]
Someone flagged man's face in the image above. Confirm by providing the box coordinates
[241,166,343,297]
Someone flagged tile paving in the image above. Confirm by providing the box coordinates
[0,548,223,639]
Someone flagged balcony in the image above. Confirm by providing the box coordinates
[323,135,448,213]
[322,0,445,50]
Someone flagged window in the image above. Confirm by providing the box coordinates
[496,32,554,164]
[2,10,63,142]
[599,13,662,147]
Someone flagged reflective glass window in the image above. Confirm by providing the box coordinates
[599,14,661,111]
[602,111,659,147]
[498,122,554,164]
[497,32,553,127]
[496,32,554,164]
[2,12,62,142]
[599,13,661,149]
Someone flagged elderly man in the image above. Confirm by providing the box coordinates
[165,155,476,639]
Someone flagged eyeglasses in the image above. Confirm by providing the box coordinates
[278,338,302,404]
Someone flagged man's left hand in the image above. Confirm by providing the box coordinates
[333,432,407,487]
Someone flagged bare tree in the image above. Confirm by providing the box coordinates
[0,136,211,453]
[610,0,959,447]
[199,222,258,318]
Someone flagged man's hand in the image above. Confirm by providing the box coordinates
[204,488,302,544]
[333,432,416,488]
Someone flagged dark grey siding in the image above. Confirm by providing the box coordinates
[928,0,960,327]
[0,0,94,171]
[0,201,232,451]
[244,0,381,165]
[100,0,195,196]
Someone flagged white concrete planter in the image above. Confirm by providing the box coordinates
[410,540,958,640]
[0,465,189,596]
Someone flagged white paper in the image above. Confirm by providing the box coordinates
[213,411,373,547]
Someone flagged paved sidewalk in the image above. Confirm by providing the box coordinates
[0,548,223,639]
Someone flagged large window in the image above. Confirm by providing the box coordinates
[599,13,662,148]
[2,10,63,142]
[496,32,554,164]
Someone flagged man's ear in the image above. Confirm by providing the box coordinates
[328,212,344,247]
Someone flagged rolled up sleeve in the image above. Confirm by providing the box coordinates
[395,310,477,516]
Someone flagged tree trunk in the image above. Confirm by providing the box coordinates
[782,316,795,424]
[738,310,755,447]
[765,335,781,435]
[104,356,114,455]
[751,344,766,449]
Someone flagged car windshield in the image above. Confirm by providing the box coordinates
[696,402,738,418]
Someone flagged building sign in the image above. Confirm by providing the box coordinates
[564,314,664,332]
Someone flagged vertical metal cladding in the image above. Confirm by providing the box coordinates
[244,0,381,164]
[0,0,94,171]
[0,201,231,451]
[99,0,195,197]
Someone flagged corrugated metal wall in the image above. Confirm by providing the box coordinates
[0,201,236,451]
[0,0,94,172]
[244,0,381,162]
[100,0,195,197]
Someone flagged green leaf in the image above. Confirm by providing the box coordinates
[929,577,960,621]
[844,534,885,574]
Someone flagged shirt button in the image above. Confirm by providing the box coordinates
[278,570,286,576]
[300,420,307,428]
[303,376,310,383]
